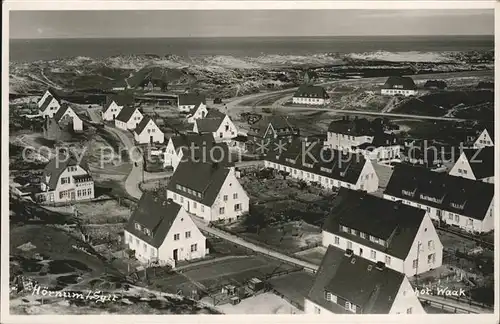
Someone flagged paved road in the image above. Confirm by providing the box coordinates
[418,294,492,314]
[104,126,144,200]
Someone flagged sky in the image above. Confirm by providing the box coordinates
[9,9,494,39]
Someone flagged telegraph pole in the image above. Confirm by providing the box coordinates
[415,241,421,287]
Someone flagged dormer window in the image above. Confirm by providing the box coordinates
[144,228,151,236]
[135,223,141,231]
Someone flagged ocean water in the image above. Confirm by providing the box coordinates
[9,35,494,63]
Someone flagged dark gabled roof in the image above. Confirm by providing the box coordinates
[124,193,182,248]
[304,70,319,80]
[194,110,227,133]
[264,139,367,185]
[384,164,494,220]
[462,147,494,180]
[166,161,231,206]
[328,118,375,136]
[170,133,215,152]
[307,245,404,314]
[178,93,206,106]
[134,116,155,135]
[115,105,139,122]
[42,153,90,190]
[47,88,62,102]
[293,85,329,99]
[188,102,206,115]
[39,95,55,112]
[382,76,417,90]
[53,103,71,122]
[480,125,495,140]
[103,94,134,113]
[323,189,425,259]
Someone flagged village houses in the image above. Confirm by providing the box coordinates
[305,245,425,315]
[38,88,62,118]
[473,126,494,148]
[322,189,443,277]
[36,153,94,204]
[178,93,206,112]
[133,116,165,144]
[381,76,418,97]
[264,139,379,193]
[249,115,300,142]
[114,105,144,131]
[187,102,209,124]
[53,103,83,132]
[166,161,249,223]
[292,85,330,106]
[384,165,494,233]
[192,109,238,142]
[448,147,494,183]
[124,192,207,268]
[102,94,134,121]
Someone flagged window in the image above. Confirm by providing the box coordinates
[135,223,141,230]
[174,234,180,241]
[334,236,340,245]
[234,204,241,211]
[428,240,434,250]
[233,193,238,199]
[201,205,205,212]
[151,249,156,256]
[370,250,376,259]
[61,177,70,184]
[193,202,197,209]
[463,169,468,174]
[407,308,412,314]
[219,207,225,214]
[350,228,357,236]
[185,231,191,239]
[173,193,177,200]
[314,306,321,314]
[385,256,391,265]
[448,213,453,220]
[412,259,418,269]
[467,218,473,226]
[347,241,353,250]
[455,215,459,222]
[191,244,197,252]
[341,226,348,232]
[360,232,366,239]
[143,243,147,251]
[223,195,228,201]
[428,253,435,264]
[180,197,184,203]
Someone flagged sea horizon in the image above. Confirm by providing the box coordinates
[9,34,494,63]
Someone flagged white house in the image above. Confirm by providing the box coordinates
[178,93,206,112]
[305,245,425,315]
[134,116,164,144]
[102,94,134,121]
[322,189,443,277]
[124,192,207,268]
[473,127,494,148]
[384,165,495,233]
[381,76,418,97]
[324,117,374,151]
[351,135,401,163]
[193,109,238,142]
[53,103,83,132]
[187,102,208,123]
[166,161,249,223]
[448,147,494,183]
[38,90,62,118]
[163,133,215,171]
[292,85,330,105]
[264,140,379,193]
[114,106,143,130]
[36,153,94,204]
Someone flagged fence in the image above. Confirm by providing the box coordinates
[414,284,493,310]
[435,224,493,250]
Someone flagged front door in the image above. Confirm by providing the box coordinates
[150,136,153,144]
[70,191,75,200]
[173,249,178,261]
